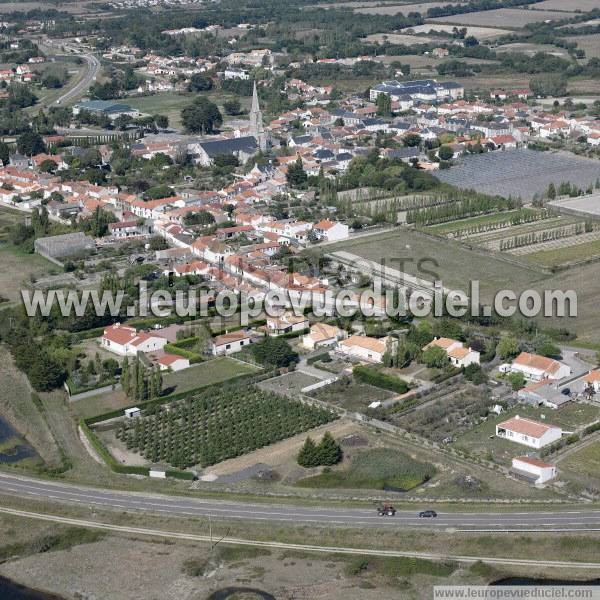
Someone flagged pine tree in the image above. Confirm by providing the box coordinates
[316,432,342,466]
[121,356,130,397]
[297,436,319,467]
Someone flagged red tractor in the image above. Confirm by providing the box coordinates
[377,502,396,516]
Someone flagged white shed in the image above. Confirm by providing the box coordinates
[124,407,141,418]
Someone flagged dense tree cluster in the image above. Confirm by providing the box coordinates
[297,432,342,468]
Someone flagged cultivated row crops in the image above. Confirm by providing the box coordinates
[116,383,336,468]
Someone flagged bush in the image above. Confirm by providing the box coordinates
[353,365,409,394]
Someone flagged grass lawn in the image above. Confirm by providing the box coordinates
[160,356,261,395]
[452,403,600,466]
[73,357,260,419]
[296,447,435,491]
[560,441,600,480]
[524,239,600,267]
[0,241,57,302]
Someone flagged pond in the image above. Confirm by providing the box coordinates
[206,587,276,600]
[0,416,39,465]
[0,576,66,600]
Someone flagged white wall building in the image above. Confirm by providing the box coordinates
[337,335,391,363]
[101,324,168,356]
[496,415,562,449]
[313,219,349,242]
[511,456,556,484]
[212,330,251,356]
[302,323,346,350]
[511,352,571,381]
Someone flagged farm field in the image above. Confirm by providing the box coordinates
[523,238,600,267]
[363,32,434,44]
[327,227,547,300]
[403,23,513,39]
[0,243,56,302]
[434,149,600,201]
[296,447,436,491]
[455,74,533,92]
[533,0,600,10]
[428,8,578,28]
[355,2,462,15]
[116,383,336,468]
[566,34,600,61]
[426,210,531,236]
[495,42,570,58]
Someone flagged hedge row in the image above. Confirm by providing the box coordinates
[163,343,204,364]
[353,365,409,394]
[307,351,331,365]
[66,377,118,396]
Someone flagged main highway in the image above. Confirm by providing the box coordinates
[1,472,600,532]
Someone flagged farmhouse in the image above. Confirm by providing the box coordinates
[496,415,562,449]
[423,337,480,368]
[511,456,556,484]
[336,335,391,363]
[510,352,571,381]
[302,323,346,350]
[212,330,251,355]
[101,323,168,356]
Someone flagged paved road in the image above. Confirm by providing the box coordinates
[41,39,100,106]
[2,472,600,532]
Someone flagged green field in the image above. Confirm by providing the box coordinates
[162,356,260,395]
[296,448,435,491]
[126,91,251,128]
[328,229,547,300]
[524,239,600,267]
[427,211,522,235]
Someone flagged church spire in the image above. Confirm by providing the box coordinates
[249,79,268,152]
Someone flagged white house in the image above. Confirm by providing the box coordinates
[101,323,168,356]
[423,337,480,368]
[583,369,600,393]
[511,352,571,381]
[496,415,562,449]
[156,353,190,371]
[511,456,556,484]
[124,407,141,418]
[302,323,346,350]
[337,335,391,363]
[266,313,309,336]
[313,219,349,242]
[212,330,251,356]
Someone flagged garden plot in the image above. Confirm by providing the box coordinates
[509,228,600,257]
[434,149,600,201]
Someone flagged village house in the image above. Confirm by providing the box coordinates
[266,313,309,336]
[211,330,252,356]
[496,415,562,449]
[583,369,600,393]
[336,335,392,363]
[423,337,480,368]
[302,323,347,350]
[101,323,169,356]
[155,353,190,372]
[312,219,349,242]
[510,352,571,382]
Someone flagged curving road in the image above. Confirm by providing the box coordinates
[40,38,100,106]
[1,472,600,532]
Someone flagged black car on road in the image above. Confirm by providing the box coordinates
[418,510,437,518]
